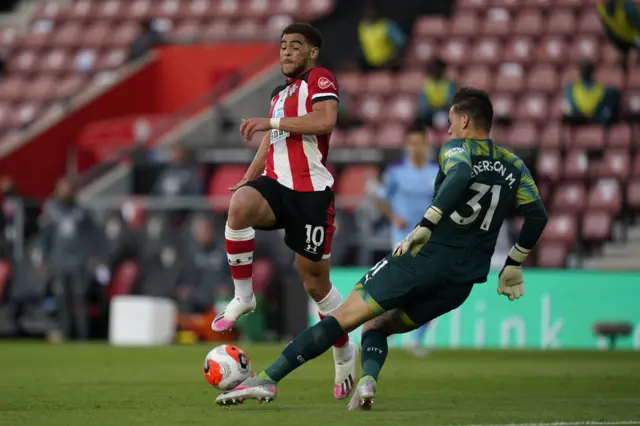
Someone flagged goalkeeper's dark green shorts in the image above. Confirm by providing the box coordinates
[354,245,475,327]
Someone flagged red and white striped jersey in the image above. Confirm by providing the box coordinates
[264,67,339,192]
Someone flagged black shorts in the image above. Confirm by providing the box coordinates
[244,176,335,262]
[354,249,475,327]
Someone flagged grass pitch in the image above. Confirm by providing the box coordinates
[1,343,639,426]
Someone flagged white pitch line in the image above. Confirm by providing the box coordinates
[443,421,640,426]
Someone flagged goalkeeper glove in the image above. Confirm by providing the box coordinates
[497,244,530,301]
[393,206,442,257]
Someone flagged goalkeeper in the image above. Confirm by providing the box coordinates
[214,88,549,410]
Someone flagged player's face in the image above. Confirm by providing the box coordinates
[405,132,428,161]
[448,106,469,139]
[280,33,318,78]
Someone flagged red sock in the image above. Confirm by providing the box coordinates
[225,225,255,302]
[319,313,349,348]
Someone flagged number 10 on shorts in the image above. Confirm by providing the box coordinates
[304,224,325,254]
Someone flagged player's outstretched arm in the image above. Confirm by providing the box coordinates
[498,163,548,301]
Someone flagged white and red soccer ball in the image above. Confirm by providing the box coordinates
[203,345,252,391]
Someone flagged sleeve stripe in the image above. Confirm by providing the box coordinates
[311,93,339,100]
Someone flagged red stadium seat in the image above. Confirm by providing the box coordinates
[525,0,553,9]
[9,50,38,76]
[127,0,153,19]
[441,39,469,66]
[84,22,113,48]
[607,124,631,148]
[209,165,249,214]
[64,0,94,22]
[376,124,406,148]
[578,10,604,35]
[551,183,586,214]
[536,242,568,268]
[32,2,63,20]
[330,129,346,147]
[593,150,630,182]
[626,69,640,89]
[0,103,11,131]
[458,0,490,10]
[389,95,418,124]
[450,12,479,37]
[482,8,512,36]
[397,71,425,95]
[108,261,140,298]
[557,0,589,9]
[492,93,515,118]
[364,72,395,96]
[299,0,335,21]
[336,165,379,212]
[346,127,376,148]
[96,49,128,71]
[568,126,605,150]
[472,38,501,65]
[38,49,73,75]
[10,102,41,127]
[337,72,362,96]
[23,76,57,102]
[582,211,613,242]
[413,16,450,38]
[56,74,87,100]
[563,149,589,181]
[173,20,201,40]
[536,149,562,182]
[588,179,622,215]
[0,77,28,102]
[537,37,567,65]
[540,214,578,246]
[213,0,243,19]
[460,66,492,91]
[180,0,210,19]
[527,65,559,94]
[595,67,624,91]
[112,22,140,47]
[406,38,437,67]
[569,37,602,63]
[52,22,84,48]
[153,0,181,19]
[513,9,544,36]
[517,93,548,122]
[0,28,17,50]
[94,0,125,20]
[491,0,519,9]
[540,123,565,149]
[546,9,577,36]
[507,122,538,148]
[494,63,525,93]
[627,179,640,211]
[502,38,535,65]
[357,95,384,123]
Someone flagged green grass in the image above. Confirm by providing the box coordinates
[1,343,640,426]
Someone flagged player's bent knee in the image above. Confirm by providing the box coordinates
[332,290,376,333]
[228,187,261,228]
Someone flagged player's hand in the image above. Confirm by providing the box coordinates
[393,225,432,257]
[229,176,250,192]
[497,244,530,301]
[498,265,524,301]
[240,118,271,141]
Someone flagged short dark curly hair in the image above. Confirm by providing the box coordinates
[281,23,323,48]
[451,87,493,132]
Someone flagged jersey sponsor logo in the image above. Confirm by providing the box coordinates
[445,147,466,158]
[270,129,290,144]
[317,76,337,90]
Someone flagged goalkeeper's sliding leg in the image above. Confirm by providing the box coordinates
[215,252,475,407]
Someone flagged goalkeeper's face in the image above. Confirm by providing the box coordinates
[280,33,318,78]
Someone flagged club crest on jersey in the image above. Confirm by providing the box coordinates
[286,83,298,98]
[317,76,336,90]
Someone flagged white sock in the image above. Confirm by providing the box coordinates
[316,286,352,363]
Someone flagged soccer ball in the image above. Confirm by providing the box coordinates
[203,345,251,390]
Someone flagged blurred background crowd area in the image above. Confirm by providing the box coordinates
[0,0,640,342]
